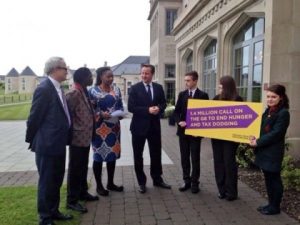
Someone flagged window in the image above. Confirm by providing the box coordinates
[233,18,264,102]
[165,64,175,78]
[165,81,175,104]
[22,78,25,83]
[22,83,25,90]
[186,52,193,73]
[203,40,217,98]
[166,9,177,35]
[8,78,10,83]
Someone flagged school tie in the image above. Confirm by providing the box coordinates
[147,84,152,101]
[61,88,71,126]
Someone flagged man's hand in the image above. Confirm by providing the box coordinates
[149,106,160,115]
[178,121,186,128]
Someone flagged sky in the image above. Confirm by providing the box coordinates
[0,0,150,75]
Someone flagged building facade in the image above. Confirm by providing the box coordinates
[148,0,182,104]
[150,0,300,158]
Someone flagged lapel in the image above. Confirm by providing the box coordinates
[75,84,93,114]
[46,78,69,122]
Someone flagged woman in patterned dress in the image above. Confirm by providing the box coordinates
[89,67,124,196]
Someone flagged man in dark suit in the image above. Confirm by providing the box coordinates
[66,67,98,214]
[128,64,171,193]
[174,71,209,194]
[26,57,73,225]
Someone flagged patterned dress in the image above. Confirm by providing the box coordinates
[89,85,123,162]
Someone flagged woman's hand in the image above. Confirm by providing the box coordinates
[249,136,257,147]
[101,111,111,119]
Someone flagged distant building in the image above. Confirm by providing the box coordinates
[18,66,37,94]
[112,56,149,99]
[5,68,20,94]
[0,75,5,84]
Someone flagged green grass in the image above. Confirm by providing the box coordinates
[0,185,81,225]
[0,103,31,120]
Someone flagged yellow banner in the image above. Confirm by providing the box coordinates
[185,99,263,143]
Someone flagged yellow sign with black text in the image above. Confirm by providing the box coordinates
[185,99,263,143]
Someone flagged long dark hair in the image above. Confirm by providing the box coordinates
[267,84,289,109]
[219,75,238,100]
[95,66,111,86]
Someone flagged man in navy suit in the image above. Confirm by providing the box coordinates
[174,71,209,194]
[128,64,171,193]
[26,57,73,225]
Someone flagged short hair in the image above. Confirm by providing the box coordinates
[219,75,238,100]
[73,67,92,86]
[44,56,65,75]
[95,66,111,86]
[141,64,155,74]
[185,71,198,81]
[267,84,290,109]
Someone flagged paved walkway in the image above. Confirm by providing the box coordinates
[0,119,298,225]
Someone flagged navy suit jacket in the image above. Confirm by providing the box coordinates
[25,78,70,156]
[173,88,209,136]
[128,82,166,136]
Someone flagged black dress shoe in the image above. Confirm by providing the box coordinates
[52,211,73,220]
[260,207,280,215]
[66,202,88,213]
[138,185,146,193]
[153,181,171,189]
[39,222,55,225]
[178,183,191,192]
[80,192,99,201]
[96,187,109,196]
[225,196,237,201]
[257,204,269,212]
[39,219,55,225]
[191,185,200,194]
[107,184,124,192]
[218,193,226,199]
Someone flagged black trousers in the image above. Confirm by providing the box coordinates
[132,130,163,185]
[179,135,201,185]
[35,153,66,223]
[263,170,283,210]
[67,145,90,204]
[211,139,238,197]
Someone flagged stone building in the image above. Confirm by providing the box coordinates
[148,0,181,104]
[18,66,37,94]
[149,0,300,158]
[5,68,20,94]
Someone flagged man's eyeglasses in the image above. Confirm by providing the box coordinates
[57,66,68,71]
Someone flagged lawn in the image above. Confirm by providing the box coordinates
[0,103,31,120]
[0,185,81,225]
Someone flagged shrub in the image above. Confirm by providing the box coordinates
[164,105,175,118]
[236,144,257,168]
[281,155,300,191]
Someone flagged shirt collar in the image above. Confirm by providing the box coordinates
[143,82,153,87]
[48,76,61,90]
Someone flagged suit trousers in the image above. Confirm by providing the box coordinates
[67,145,90,204]
[35,153,66,223]
[211,139,238,197]
[179,135,201,184]
[263,170,283,210]
[132,129,163,185]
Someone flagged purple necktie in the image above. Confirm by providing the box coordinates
[61,88,71,126]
